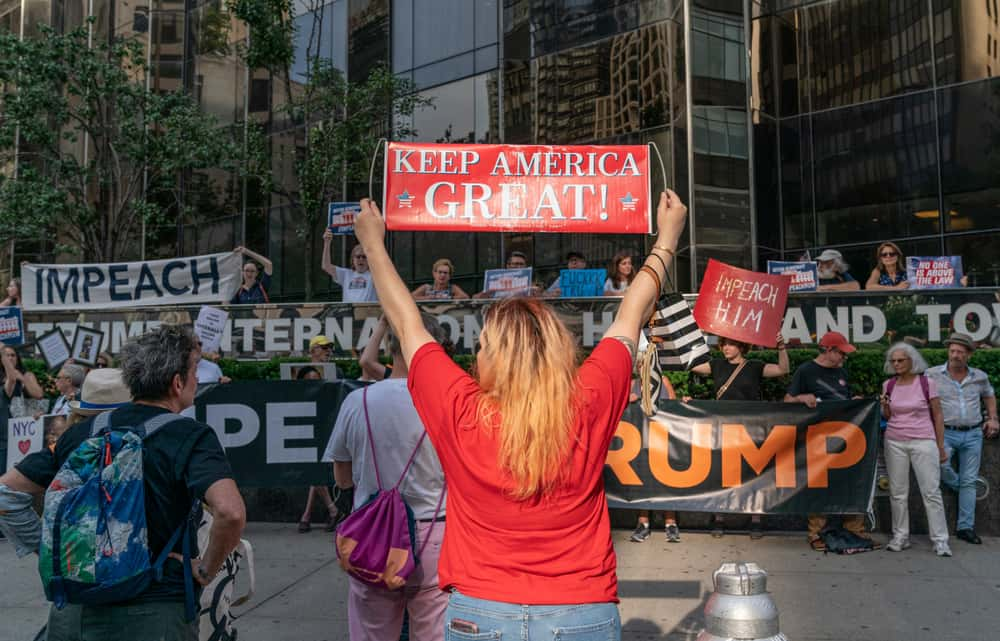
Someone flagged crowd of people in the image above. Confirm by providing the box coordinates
[0,192,994,641]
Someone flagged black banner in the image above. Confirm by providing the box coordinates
[194,382,879,515]
[606,400,880,514]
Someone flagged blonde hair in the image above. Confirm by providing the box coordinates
[875,241,905,275]
[476,298,578,500]
[432,258,454,274]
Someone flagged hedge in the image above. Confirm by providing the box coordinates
[23,348,1000,402]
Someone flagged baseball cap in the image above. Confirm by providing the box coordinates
[818,331,856,353]
[816,249,843,262]
[309,335,333,349]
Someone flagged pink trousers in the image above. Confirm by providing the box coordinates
[348,520,447,641]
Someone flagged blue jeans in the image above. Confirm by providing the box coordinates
[445,591,620,641]
[940,427,983,531]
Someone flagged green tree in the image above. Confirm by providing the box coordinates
[0,22,246,261]
[233,0,431,300]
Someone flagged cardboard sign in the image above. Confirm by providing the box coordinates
[383,142,652,233]
[693,259,790,347]
[0,307,23,345]
[6,416,42,469]
[194,306,230,354]
[327,202,360,234]
[767,261,818,292]
[558,269,606,297]
[22,252,242,311]
[907,256,963,289]
[483,268,533,298]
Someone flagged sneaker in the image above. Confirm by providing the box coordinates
[934,542,953,557]
[630,523,651,542]
[665,523,681,543]
[886,537,910,552]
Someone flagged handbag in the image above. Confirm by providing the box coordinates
[334,387,444,590]
[643,292,711,371]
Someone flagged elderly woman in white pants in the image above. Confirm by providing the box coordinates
[880,342,951,556]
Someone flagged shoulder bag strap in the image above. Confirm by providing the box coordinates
[362,386,384,491]
[715,360,749,400]
[393,431,428,490]
[90,411,113,437]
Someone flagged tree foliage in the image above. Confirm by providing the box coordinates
[0,23,246,261]
[236,0,432,299]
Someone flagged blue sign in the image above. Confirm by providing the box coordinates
[767,261,818,292]
[907,256,963,289]
[558,269,606,297]
[327,202,361,234]
[0,307,24,345]
[483,268,533,298]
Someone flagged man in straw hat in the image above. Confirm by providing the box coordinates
[927,332,998,545]
[0,326,245,640]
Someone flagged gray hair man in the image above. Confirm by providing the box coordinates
[926,332,998,544]
[323,313,450,641]
[816,249,860,292]
[50,363,86,416]
[0,325,245,641]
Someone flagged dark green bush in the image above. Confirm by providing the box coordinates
[22,348,999,401]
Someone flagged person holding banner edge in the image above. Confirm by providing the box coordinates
[352,190,685,638]
[689,332,789,539]
[229,246,273,305]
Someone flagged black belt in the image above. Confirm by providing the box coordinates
[417,516,446,523]
[945,424,980,431]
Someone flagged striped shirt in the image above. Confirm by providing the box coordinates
[926,364,995,427]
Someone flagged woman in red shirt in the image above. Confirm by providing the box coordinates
[352,189,687,641]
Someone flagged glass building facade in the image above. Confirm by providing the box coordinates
[3,0,1000,296]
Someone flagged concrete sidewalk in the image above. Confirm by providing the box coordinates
[2,524,998,641]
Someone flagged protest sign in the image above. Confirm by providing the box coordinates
[194,306,230,354]
[483,268,533,298]
[21,252,242,311]
[767,260,818,292]
[36,328,71,371]
[907,256,963,289]
[327,202,360,234]
[0,307,23,345]
[6,416,42,470]
[558,269,606,297]
[693,259,789,347]
[383,142,652,233]
[70,326,103,367]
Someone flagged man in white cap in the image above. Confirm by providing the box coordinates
[816,249,860,292]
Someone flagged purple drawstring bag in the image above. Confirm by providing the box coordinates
[335,387,444,590]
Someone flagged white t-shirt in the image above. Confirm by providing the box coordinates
[323,378,446,519]
[604,277,628,296]
[196,359,224,383]
[333,267,378,303]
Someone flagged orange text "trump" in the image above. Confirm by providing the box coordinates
[605,420,866,489]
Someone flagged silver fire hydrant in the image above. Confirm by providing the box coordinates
[696,562,788,641]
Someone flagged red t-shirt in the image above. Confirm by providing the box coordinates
[407,338,632,605]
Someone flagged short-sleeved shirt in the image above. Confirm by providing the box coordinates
[818,272,856,287]
[322,378,445,519]
[927,365,996,427]
[407,338,632,605]
[196,359,224,383]
[333,267,377,303]
[787,360,852,401]
[15,404,233,603]
[603,278,627,296]
[709,358,766,401]
[229,273,271,305]
[883,376,938,441]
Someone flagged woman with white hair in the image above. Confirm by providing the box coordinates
[880,342,951,556]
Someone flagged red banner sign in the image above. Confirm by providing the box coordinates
[693,259,790,348]
[382,142,652,234]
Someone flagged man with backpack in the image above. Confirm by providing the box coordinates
[0,325,245,641]
[322,313,449,641]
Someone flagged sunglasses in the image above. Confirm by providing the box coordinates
[880,251,898,258]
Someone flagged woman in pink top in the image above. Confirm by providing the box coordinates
[880,342,950,556]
